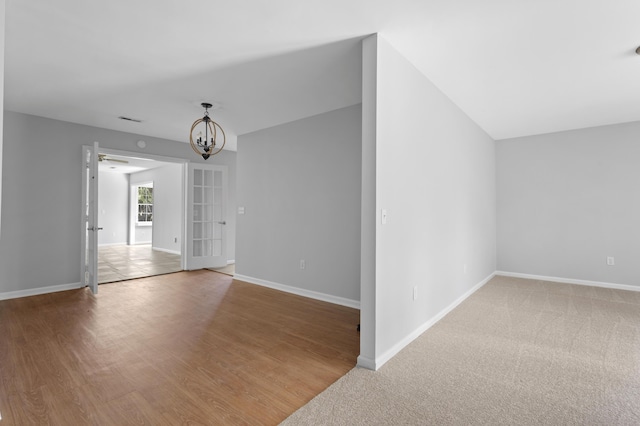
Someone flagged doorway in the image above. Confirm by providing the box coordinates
[96,150,185,284]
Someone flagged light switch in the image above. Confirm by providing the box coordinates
[238,207,245,215]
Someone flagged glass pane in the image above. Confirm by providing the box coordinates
[194,187,202,204]
[193,240,202,257]
[203,239,212,257]
[194,223,202,239]
[202,205,213,222]
[213,188,222,203]
[204,223,213,239]
[214,223,222,238]
[193,205,202,221]
[194,169,203,186]
[204,170,213,187]
[204,188,213,204]
[214,171,222,187]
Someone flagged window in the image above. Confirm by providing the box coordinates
[136,184,153,225]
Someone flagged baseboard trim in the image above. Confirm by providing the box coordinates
[227,259,235,265]
[356,355,376,370]
[0,282,83,301]
[373,271,496,370]
[152,247,181,255]
[495,271,640,292]
[98,242,128,247]
[233,274,360,309]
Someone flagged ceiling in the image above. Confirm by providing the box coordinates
[98,152,171,174]
[5,0,640,148]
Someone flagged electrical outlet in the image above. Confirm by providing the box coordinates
[607,257,615,266]
[463,264,467,274]
[300,259,306,270]
[413,286,418,301]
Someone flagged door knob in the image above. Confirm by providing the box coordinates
[217,221,226,225]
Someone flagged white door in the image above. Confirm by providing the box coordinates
[81,142,99,294]
[186,164,227,269]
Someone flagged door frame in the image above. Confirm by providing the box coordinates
[81,142,99,293]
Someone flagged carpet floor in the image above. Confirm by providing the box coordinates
[282,275,640,425]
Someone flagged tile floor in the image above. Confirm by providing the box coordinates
[98,244,182,284]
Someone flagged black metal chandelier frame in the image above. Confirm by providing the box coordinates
[190,102,226,160]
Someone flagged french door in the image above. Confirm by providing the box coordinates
[81,142,99,294]
[186,164,228,269]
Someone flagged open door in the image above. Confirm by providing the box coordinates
[186,164,227,270]
[81,142,99,294]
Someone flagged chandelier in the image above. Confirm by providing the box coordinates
[189,102,226,160]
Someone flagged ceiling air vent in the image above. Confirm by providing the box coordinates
[118,116,143,123]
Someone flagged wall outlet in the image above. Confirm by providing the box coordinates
[463,264,468,274]
[300,259,306,270]
[413,286,418,301]
[607,257,615,266]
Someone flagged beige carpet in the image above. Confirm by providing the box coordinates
[282,275,640,425]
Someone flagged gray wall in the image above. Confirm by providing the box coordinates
[497,121,640,287]
[236,104,362,303]
[0,0,5,234]
[0,111,236,294]
[360,35,497,369]
[98,171,129,245]
[130,164,183,253]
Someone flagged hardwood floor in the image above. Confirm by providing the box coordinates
[0,270,360,425]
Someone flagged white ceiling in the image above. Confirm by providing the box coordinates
[98,153,170,174]
[5,0,640,147]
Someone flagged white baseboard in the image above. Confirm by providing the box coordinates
[495,271,640,292]
[152,247,181,255]
[356,355,376,370]
[227,259,235,265]
[98,242,128,247]
[0,282,83,301]
[233,274,360,309]
[372,272,496,371]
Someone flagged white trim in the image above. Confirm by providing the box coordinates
[98,242,128,247]
[152,246,181,255]
[356,355,376,370]
[373,272,495,370]
[227,259,235,265]
[233,274,360,309]
[495,271,640,292]
[0,282,83,301]
[152,247,181,255]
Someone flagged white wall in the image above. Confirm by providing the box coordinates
[0,0,5,235]
[236,104,362,305]
[497,121,640,287]
[130,164,183,254]
[0,111,236,295]
[98,172,129,245]
[360,35,496,369]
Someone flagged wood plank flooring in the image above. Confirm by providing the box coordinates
[0,270,360,425]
